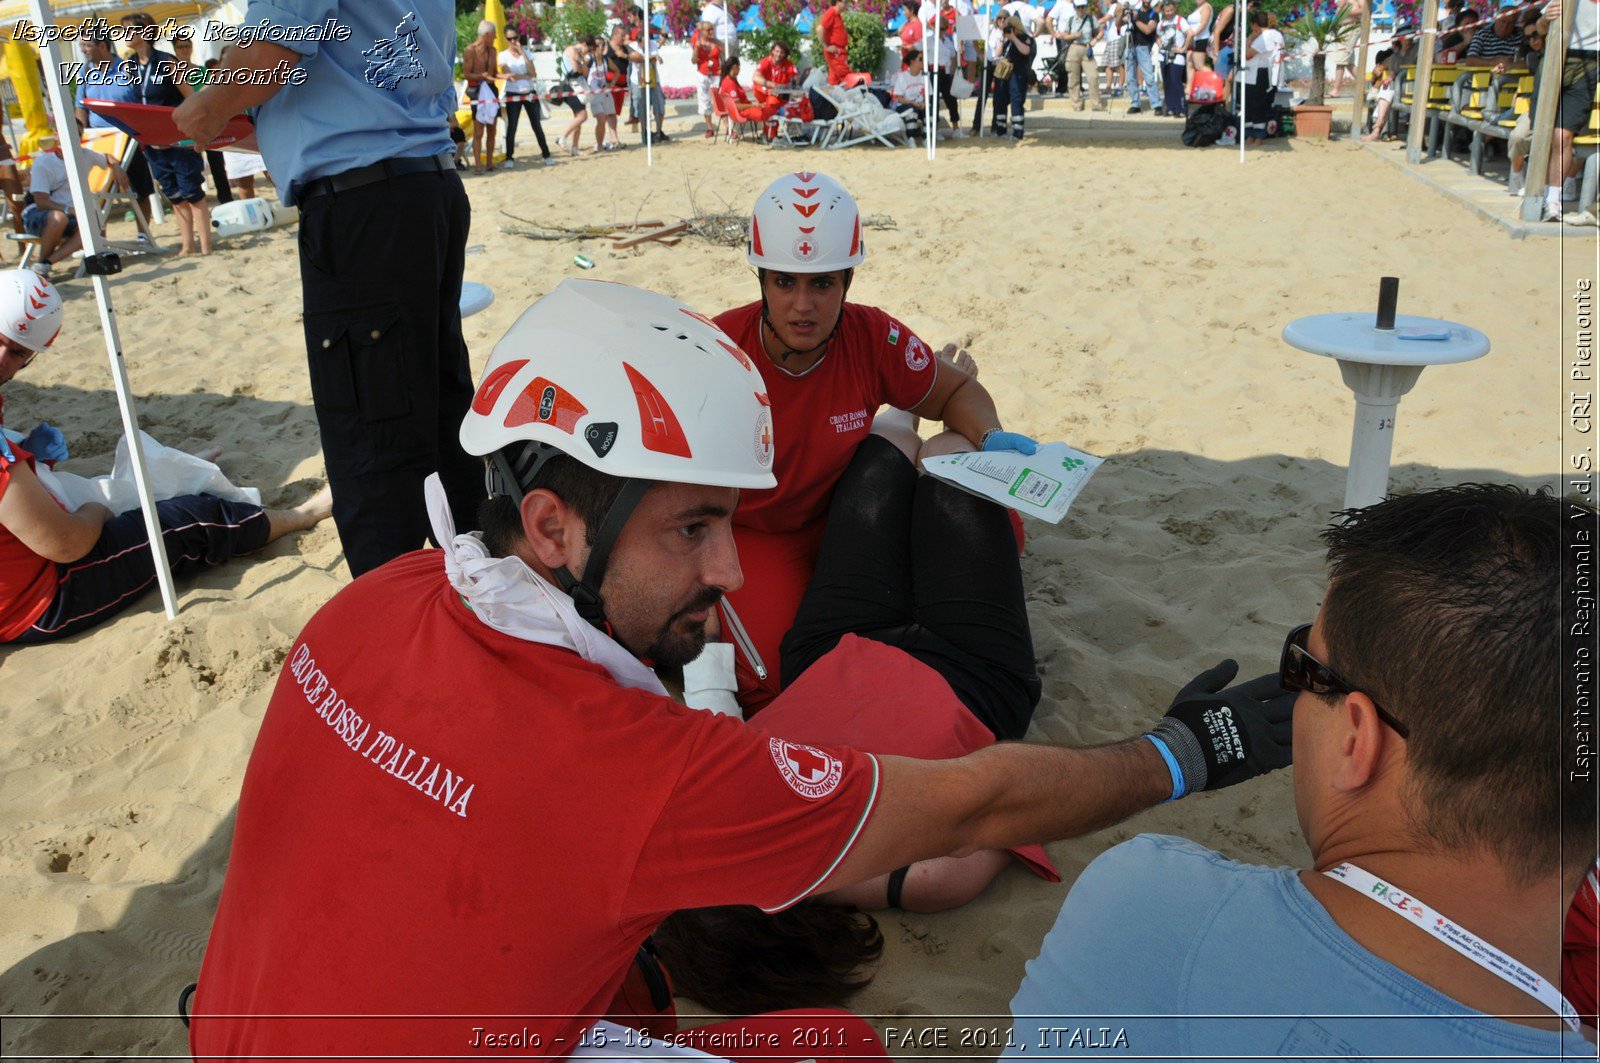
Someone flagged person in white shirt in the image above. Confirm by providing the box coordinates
[499,27,553,167]
[625,5,669,143]
[891,46,930,139]
[1155,0,1189,114]
[23,147,126,277]
[1240,7,1282,143]
[701,0,738,56]
[919,0,967,132]
[1100,0,1127,96]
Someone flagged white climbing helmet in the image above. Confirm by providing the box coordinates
[746,171,867,274]
[460,279,776,491]
[0,269,63,353]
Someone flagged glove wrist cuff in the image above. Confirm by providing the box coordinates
[1142,734,1186,802]
[1149,718,1209,797]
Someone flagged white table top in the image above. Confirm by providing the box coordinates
[1282,313,1489,366]
[460,281,495,319]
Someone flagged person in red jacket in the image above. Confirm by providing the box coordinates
[752,39,798,109]
[819,0,852,83]
[702,172,1036,711]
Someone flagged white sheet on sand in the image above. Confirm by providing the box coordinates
[2,428,260,514]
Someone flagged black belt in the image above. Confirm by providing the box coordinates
[297,153,454,202]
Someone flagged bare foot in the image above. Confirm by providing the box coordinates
[195,447,223,463]
[264,485,334,542]
[941,344,978,379]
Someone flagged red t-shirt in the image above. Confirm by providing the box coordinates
[899,17,924,48]
[191,551,879,1062]
[0,412,59,642]
[756,55,797,88]
[821,4,848,48]
[713,301,938,534]
[691,30,720,75]
[720,74,752,105]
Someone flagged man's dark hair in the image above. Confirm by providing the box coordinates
[653,902,883,1013]
[1317,483,1597,886]
[1457,7,1480,22]
[478,451,629,557]
[81,24,112,46]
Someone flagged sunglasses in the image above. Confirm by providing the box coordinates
[1279,623,1410,739]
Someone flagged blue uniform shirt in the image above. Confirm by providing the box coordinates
[245,1,456,204]
[75,58,141,128]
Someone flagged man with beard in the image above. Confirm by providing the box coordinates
[191,282,1294,1062]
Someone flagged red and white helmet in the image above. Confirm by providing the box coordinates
[746,171,866,274]
[460,279,776,491]
[0,269,63,352]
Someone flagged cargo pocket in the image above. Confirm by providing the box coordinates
[306,307,411,423]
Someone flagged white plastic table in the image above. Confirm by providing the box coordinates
[460,281,495,319]
[1283,312,1490,510]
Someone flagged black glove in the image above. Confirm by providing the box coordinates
[1146,659,1295,798]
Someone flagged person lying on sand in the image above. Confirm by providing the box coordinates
[0,270,331,644]
[188,281,1293,1062]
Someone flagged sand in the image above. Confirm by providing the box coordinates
[0,110,1588,1060]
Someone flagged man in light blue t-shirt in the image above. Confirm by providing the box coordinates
[173,2,482,578]
[1009,484,1598,1059]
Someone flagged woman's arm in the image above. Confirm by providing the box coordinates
[0,459,111,564]
[1015,32,1034,54]
[905,362,1004,447]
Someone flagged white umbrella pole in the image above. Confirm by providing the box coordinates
[928,8,934,157]
[1238,0,1247,162]
[644,0,654,166]
[925,14,935,158]
[29,0,180,620]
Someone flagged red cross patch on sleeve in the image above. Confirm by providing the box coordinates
[768,738,844,799]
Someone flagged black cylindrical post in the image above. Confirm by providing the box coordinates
[1376,276,1399,330]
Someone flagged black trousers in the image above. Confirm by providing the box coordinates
[779,435,1042,741]
[504,99,551,160]
[296,167,483,577]
[11,495,270,644]
[932,68,960,125]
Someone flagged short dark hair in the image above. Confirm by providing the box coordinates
[1457,8,1480,22]
[1317,483,1597,886]
[653,902,883,1013]
[901,0,919,12]
[81,24,112,46]
[903,46,922,64]
[478,451,630,558]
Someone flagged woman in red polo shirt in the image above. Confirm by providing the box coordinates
[704,172,1034,711]
[718,57,782,133]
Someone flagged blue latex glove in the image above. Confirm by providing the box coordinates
[981,430,1038,456]
[21,423,67,464]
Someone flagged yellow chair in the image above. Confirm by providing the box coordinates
[1424,63,1459,157]
[1442,68,1493,164]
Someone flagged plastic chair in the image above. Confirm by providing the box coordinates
[716,90,764,141]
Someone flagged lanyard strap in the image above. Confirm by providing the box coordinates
[1324,863,1581,1034]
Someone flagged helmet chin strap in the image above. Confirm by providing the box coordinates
[757,268,852,368]
[553,477,651,635]
[487,445,653,637]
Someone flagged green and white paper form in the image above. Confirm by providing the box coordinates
[920,442,1104,524]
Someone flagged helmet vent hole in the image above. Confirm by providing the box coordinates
[650,323,670,331]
